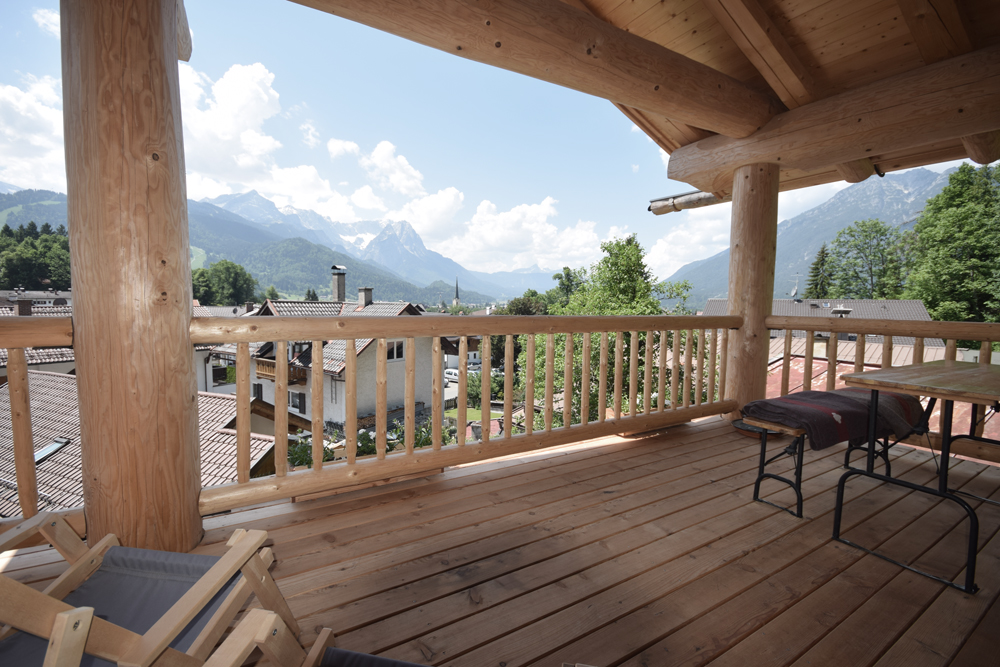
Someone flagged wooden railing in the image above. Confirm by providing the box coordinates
[253,358,307,385]
[0,317,74,520]
[765,315,1000,461]
[190,315,740,514]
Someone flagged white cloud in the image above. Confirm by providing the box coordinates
[631,164,639,173]
[0,74,66,192]
[386,188,464,240]
[777,181,850,222]
[659,149,670,171]
[361,141,425,197]
[426,197,621,273]
[327,138,359,159]
[32,8,59,37]
[350,185,386,211]
[186,173,231,200]
[262,164,356,222]
[647,203,733,279]
[300,122,320,148]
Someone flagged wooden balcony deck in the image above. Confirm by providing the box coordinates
[5,417,1000,666]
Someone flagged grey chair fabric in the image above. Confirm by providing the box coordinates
[0,546,241,666]
[322,647,427,667]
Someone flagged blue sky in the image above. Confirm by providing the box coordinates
[0,1,966,277]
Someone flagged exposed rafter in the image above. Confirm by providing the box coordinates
[177,0,192,61]
[702,0,874,183]
[292,0,780,138]
[668,46,1000,193]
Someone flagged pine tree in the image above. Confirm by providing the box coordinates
[803,243,832,299]
[304,288,319,301]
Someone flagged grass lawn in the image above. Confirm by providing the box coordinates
[445,407,502,421]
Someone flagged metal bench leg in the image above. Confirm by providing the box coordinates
[753,431,806,519]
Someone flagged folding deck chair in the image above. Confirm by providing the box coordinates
[0,512,316,667]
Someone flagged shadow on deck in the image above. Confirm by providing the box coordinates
[6,417,1000,665]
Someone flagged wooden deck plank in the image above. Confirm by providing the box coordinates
[547,449,946,667]
[440,450,943,667]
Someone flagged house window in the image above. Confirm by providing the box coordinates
[386,340,404,361]
[253,383,263,400]
[288,391,306,414]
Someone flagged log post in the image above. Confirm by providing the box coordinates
[61,0,202,550]
[725,163,780,419]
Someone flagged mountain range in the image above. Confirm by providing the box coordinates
[0,180,22,195]
[666,168,955,310]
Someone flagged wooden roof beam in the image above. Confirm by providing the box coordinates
[896,0,999,163]
[291,0,780,138]
[702,0,874,183]
[668,46,1000,193]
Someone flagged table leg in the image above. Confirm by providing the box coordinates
[940,400,953,494]
[867,389,879,474]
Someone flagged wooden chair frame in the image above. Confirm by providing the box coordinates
[0,512,302,667]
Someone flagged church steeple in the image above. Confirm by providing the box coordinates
[452,277,460,306]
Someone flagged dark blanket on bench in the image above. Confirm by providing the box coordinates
[743,388,924,451]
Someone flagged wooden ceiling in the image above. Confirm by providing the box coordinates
[294,0,1000,195]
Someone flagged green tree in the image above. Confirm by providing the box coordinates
[208,259,258,305]
[263,285,280,301]
[547,266,586,306]
[827,219,911,299]
[0,224,12,239]
[905,163,1000,324]
[803,243,833,299]
[0,241,44,289]
[24,221,39,240]
[192,268,215,305]
[39,222,54,236]
[55,224,68,237]
[304,287,319,301]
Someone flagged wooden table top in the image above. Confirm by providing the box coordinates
[841,360,1000,405]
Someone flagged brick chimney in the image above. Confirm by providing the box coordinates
[358,287,373,308]
[17,297,32,317]
[331,265,347,302]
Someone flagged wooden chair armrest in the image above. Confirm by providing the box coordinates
[118,530,268,667]
[302,628,336,667]
[36,513,90,564]
[0,511,52,553]
[42,607,94,667]
[202,609,306,667]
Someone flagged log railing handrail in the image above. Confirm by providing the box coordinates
[189,315,743,343]
[765,315,1000,341]
[0,317,74,349]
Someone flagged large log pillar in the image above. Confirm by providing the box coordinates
[725,163,780,419]
[61,0,202,550]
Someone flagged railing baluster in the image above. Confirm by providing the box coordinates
[405,337,416,454]
[644,330,653,414]
[882,334,893,368]
[8,349,37,517]
[432,337,442,450]
[274,341,289,476]
[826,334,838,391]
[719,329,729,402]
[545,333,554,432]
[708,329,718,404]
[563,333,574,428]
[946,338,957,361]
[236,342,251,483]
[670,330,680,409]
[346,339,357,464]
[481,335,492,442]
[310,340,324,470]
[581,332,591,425]
[854,335,866,373]
[977,340,991,436]
[598,332,608,423]
[525,334,534,435]
[913,337,924,364]
[980,340,991,365]
[376,339,387,460]
[803,331,814,392]
[658,330,667,411]
[614,333,623,420]
[458,336,468,445]
[629,331,639,417]
[780,329,792,396]
[695,329,706,406]
[683,330,693,408]
[505,334,514,438]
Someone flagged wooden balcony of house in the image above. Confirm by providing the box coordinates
[256,358,308,386]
